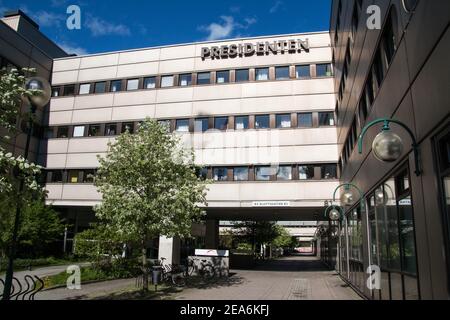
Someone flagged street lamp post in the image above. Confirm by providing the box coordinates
[323,183,365,221]
[2,77,51,301]
[358,118,422,176]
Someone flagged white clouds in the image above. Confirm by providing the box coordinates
[85,15,131,37]
[270,1,284,14]
[32,10,65,27]
[199,15,257,41]
[58,42,89,56]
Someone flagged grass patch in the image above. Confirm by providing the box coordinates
[43,267,117,288]
[0,257,85,273]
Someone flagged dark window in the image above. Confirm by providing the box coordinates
[319,112,335,126]
[316,63,333,77]
[197,72,211,85]
[196,167,208,180]
[255,166,272,181]
[321,164,338,179]
[236,69,249,82]
[233,167,249,181]
[216,71,230,84]
[276,114,291,128]
[83,170,96,183]
[373,50,385,94]
[144,77,156,89]
[255,68,269,81]
[366,74,375,106]
[57,126,69,138]
[214,117,228,130]
[50,170,63,183]
[235,116,249,130]
[68,170,80,183]
[382,11,398,67]
[358,96,368,128]
[277,165,292,181]
[298,113,313,127]
[110,80,122,92]
[194,118,209,132]
[351,2,360,41]
[298,165,315,180]
[121,122,134,134]
[51,87,60,97]
[88,124,101,137]
[275,66,290,80]
[296,65,310,79]
[105,123,117,136]
[213,167,228,181]
[255,115,270,129]
[63,85,75,96]
[175,119,190,132]
[94,82,106,93]
[179,74,192,86]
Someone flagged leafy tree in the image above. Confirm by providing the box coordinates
[93,118,208,291]
[272,225,296,248]
[0,68,47,258]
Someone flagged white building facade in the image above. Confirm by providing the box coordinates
[44,32,339,263]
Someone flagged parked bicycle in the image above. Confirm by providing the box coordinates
[188,257,215,279]
[156,257,186,286]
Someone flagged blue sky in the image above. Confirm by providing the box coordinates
[1,0,331,55]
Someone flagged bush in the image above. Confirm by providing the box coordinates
[0,256,81,272]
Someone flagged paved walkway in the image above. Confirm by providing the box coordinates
[174,256,361,300]
[34,256,361,300]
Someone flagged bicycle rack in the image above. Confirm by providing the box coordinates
[0,275,45,300]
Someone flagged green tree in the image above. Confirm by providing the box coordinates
[93,118,208,291]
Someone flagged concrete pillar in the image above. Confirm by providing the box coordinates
[205,219,219,249]
[158,236,180,265]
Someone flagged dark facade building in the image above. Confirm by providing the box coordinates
[326,0,450,299]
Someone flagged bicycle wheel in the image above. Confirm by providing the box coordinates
[172,273,186,287]
[202,265,215,279]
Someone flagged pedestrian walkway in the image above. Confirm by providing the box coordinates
[174,256,361,300]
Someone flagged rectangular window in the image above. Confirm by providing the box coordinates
[127,79,139,91]
[275,66,290,80]
[63,85,75,96]
[57,126,69,138]
[319,112,335,126]
[79,83,91,95]
[144,77,156,89]
[277,165,292,181]
[175,119,190,132]
[316,63,333,77]
[299,165,315,180]
[73,125,85,137]
[383,14,397,67]
[121,122,134,134]
[68,170,79,183]
[298,113,313,127]
[194,118,209,132]
[110,80,122,92]
[196,167,208,180]
[255,115,270,129]
[94,82,106,93]
[88,124,101,137]
[235,69,249,82]
[276,114,291,128]
[83,170,95,183]
[50,170,63,183]
[235,116,249,130]
[197,72,211,85]
[255,166,272,181]
[358,97,368,128]
[213,167,228,181]
[214,117,228,131]
[216,71,230,84]
[296,65,310,79]
[233,167,249,181]
[255,68,269,81]
[105,123,117,136]
[179,74,192,86]
[51,87,60,97]
[161,75,174,88]
[321,164,338,179]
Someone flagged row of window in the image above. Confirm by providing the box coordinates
[48,112,335,139]
[339,8,400,168]
[51,63,333,97]
[45,163,338,184]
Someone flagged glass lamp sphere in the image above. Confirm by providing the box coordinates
[328,208,341,221]
[375,188,388,206]
[25,77,51,108]
[372,130,404,162]
[340,190,356,206]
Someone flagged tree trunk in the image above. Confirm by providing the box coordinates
[141,239,148,292]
